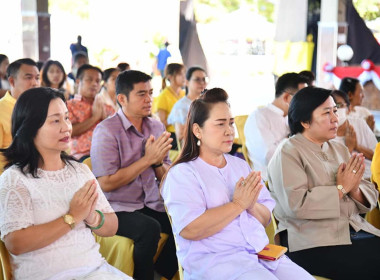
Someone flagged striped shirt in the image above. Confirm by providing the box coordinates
[91,109,170,212]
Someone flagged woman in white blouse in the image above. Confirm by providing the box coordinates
[339,77,375,131]
[0,87,131,280]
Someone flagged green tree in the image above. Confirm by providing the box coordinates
[195,0,275,23]
[353,0,380,21]
[48,0,89,19]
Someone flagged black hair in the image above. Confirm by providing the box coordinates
[186,66,206,81]
[173,88,229,166]
[339,77,360,95]
[0,54,8,65]
[41,60,66,88]
[117,63,130,72]
[103,68,118,82]
[288,87,332,135]
[116,70,151,99]
[6,58,37,79]
[72,51,88,64]
[331,89,350,107]
[162,63,185,90]
[275,72,307,98]
[185,66,206,95]
[299,70,315,87]
[76,64,103,80]
[1,87,77,177]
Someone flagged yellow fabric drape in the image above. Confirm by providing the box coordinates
[273,41,314,76]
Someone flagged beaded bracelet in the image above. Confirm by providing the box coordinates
[151,162,163,168]
[89,210,105,230]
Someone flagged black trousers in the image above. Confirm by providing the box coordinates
[116,207,178,280]
[280,230,380,280]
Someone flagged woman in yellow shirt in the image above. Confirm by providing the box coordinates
[155,63,186,149]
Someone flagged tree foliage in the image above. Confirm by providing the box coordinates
[353,0,380,21]
[48,0,89,19]
[194,0,275,23]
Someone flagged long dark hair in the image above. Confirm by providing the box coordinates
[1,87,77,177]
[173,88,229,167]
[160,88,229,191]
[41,60,66,88]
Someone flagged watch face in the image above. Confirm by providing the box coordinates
[64,215,74,223]
[64,215,75,229]
[337,185,342,190]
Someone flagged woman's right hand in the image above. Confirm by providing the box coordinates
[345,124,357,153]
[336,153,365,193]
[69,180,98,223]
[232,171,263,210]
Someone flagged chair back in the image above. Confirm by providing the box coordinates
[82,157,92,171]
[0,241,11,280]
[234,115,253,168]
[164,205,184,280]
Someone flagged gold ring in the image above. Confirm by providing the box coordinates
[241,181,245,186]
[352,169,357,174]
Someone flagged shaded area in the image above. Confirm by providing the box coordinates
[179,0,208,72]
[347,0,380,64]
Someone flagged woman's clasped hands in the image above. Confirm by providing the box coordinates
[69,179,99,224]
[336,153,365,195]
[233,171,263,211]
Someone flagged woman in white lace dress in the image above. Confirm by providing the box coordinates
[0,87,132,280]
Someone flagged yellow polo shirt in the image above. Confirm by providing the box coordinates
[154,86,185,133]
[0,92,16,174]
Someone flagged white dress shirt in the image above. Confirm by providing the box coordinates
[244,103,289,181]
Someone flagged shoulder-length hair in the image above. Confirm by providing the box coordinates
[288,87,332,135]
[41,60,66,89]
[1,87,77,177]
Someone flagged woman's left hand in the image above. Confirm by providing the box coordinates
[84,193,99,225]
[243,171,263,210]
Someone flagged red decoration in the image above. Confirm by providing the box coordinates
[323,59,380,89]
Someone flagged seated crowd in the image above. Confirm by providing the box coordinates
[0,53,379,280]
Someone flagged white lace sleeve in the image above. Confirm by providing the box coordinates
[78,163,114,214]
[0,168,34,240]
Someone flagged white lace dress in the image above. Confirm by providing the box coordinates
[0,161,132,280]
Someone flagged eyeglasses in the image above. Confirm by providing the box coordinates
[191,77,208,83]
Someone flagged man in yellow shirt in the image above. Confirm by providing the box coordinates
[0,58,40,173]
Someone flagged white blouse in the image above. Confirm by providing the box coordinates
[0,161,123,280]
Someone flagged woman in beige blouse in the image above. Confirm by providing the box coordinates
[267,87,380,280]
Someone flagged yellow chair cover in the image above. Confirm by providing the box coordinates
[365,207,380,230]
[164,205,184,280]
[234,115,253,168]
[0,241,11,280]
[95,235,135,277]
[82,157,92,171]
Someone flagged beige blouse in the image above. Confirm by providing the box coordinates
[267,133,380,252]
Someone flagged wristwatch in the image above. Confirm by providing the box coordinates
[337,185,347,196]
[63,214,76,230]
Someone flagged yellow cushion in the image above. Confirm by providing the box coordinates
[95,233,169,277]
[95,235,135,277]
